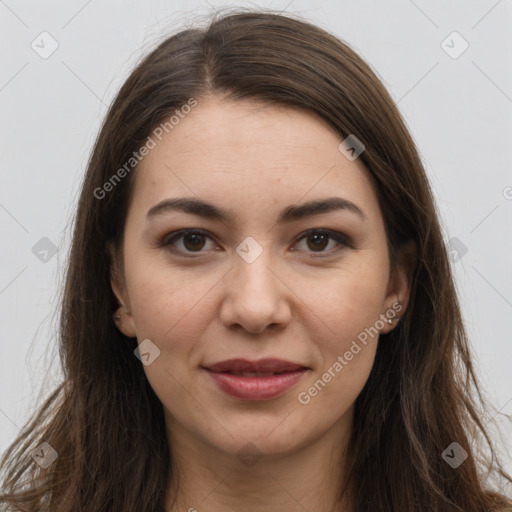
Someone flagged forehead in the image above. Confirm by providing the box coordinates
[149,97,343,168]
[129,96,381,225]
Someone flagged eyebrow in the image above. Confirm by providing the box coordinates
[146,196,366,223]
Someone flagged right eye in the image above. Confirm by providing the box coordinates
[161,229,219,256]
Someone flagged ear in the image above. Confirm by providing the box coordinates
[107,241,137,338]
[380,239,417,334]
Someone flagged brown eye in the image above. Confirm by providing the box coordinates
[293,229,351,256]
[306,233,330,251]
[162,229,216,255]
[181,232,207,251]
[162,228,352,258]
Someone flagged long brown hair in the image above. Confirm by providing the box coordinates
[1,7,511,511]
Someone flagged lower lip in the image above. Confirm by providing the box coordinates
[205,369,307,400]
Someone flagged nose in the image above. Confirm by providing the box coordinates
[219,244,292,335]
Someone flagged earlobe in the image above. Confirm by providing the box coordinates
[107,242,137,338]
[381,239,417,334]
[394,239,417,311]
[112,305,137,338]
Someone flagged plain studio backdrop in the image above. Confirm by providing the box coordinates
[0,0,511,484]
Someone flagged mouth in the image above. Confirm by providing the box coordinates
[202,358,309,400]
[203,357,307,374]
[219,371,296,377]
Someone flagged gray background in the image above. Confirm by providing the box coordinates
[1,0,511,480]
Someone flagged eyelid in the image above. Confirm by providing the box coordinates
[294,228,353,256]
[161,228,217,255]
[161,228,353,256]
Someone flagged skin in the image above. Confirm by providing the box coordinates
[110,95,416,512]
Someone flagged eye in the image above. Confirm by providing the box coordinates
[162,229,217,255]
[292,229,351,256]
[161,228,351,257]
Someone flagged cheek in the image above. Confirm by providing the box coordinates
[296,292,381,421]
[301,256,389,346]
[293,259,387,411]
[126,268,213,407]
[126,256,210,340]
[295,349,377,439]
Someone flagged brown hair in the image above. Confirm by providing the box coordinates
[1,7,511,511]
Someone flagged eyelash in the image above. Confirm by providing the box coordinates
[160,228,353,258]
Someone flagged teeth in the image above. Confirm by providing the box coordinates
[229,371,280,377]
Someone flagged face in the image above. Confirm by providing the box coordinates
[110,95,413,460]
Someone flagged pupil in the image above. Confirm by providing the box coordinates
[184,233,205,251]
[309,234,328,251]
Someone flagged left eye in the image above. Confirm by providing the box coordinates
[162,229,350,256]
[292,229,350,255]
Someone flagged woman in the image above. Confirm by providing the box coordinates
[1,8,511,512]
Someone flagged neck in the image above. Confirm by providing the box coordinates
[164,412,354,512]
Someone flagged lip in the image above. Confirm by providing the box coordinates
[203,358,309,401]
[204,358,306,373]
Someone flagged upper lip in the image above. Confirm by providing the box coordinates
[203,358,307,373]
